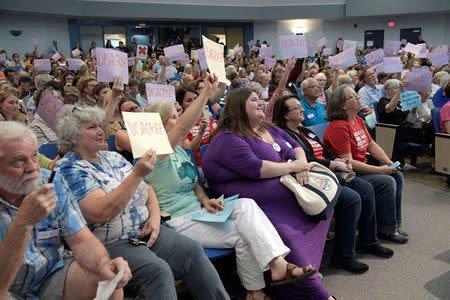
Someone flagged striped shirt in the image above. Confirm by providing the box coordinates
[56,151,149,244]
[1,169,86,299]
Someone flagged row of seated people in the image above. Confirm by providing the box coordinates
[1,41,449,299]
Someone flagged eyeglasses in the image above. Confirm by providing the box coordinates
[124,105,140,112]
[288,106,303,112]
[345,94,360,101]
[307,85,320,89]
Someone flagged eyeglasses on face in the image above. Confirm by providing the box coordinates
[307,85,320,89]
[345,94,360,101]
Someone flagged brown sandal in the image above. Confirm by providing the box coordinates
[270,263,317,287]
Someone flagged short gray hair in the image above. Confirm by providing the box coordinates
[56,105,105,153]
[0,121,37,158]
[245,81,262,98]
[384,79,400,90]
[315,72,326,81]
[300,78,313,91]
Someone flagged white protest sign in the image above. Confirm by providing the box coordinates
[344,40,357,51]
[94,268,124,300]
[400,91,421,111]
[158,66,175,79]
[202,35,227,84]
[122,112,173,157]
[404,43,422,55]
[234,46,243,54]
[128,57,135,66]
[366,41,374,47]
[401,39,407,45]
[364,49,385,65]
[383,57,403,73]
[32,38,38,46]
[190,50,198,60]
[251,46,260,52]
[329,49,358,69]
[337,40,344,50]
[260,46,272,58]
[71,48,81,57]
[247,40,254,47]
[180,56,190,66]
[357,41,364,48]
[316,37,327,48]
[34,59,51,71]
[372,63,384,74]
[36,90,64,130]
[264,57,276,68]
[429,50,449,67]
[385,41,401,56]
[197,48,208,70]
[51,52,61,61]
[0,54,6,62]
[403,68,432,92]
[67,59,83,70]
[164,45,185,61]
[323,48,332,56]
[96,48,129,84]
[136,45,148,59]
[279,35,308,59]
[307,45,314,57]
[145,83,175,103]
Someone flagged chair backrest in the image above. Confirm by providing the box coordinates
[373,101,380,123]
[107,135,117,152]
[305,123,329,142]
[217,107,224,119]
[183,148,203,187]
[431,107,441,133]
[200,144,208,159]
[39,143,58,159]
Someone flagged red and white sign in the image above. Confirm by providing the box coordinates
[329,49,358,69]
[366,41,374,47]
[264,57,276,68]
[279,35,308,59]
[316,37,327,48]
[51,52,61,61]
[34,59,51,71]
[404,43,422,55]
[36,90,64,131]
[234,46,244,54]
[137,45,148,59]
[197,48,208,70]
[164,44,185,61]
[202,35,227,84]
[128,57,135,66]
[260,46,273,58]
[383,57,403,73]
[323,48,332,56]
[385,41,401,57]
[145,83,175,103]
[67,59,83,70]
[71,48,81,57]
[429,50,448,67]
[96,48,129,84]
[403,68,432,93]
[364,49,385,65]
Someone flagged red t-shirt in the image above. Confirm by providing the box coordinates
[186,115,217,166]
[300,131,326,159]
[323,116,372,163]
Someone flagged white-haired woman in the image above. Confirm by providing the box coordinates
[54,76,230,300]
[143,86,316,299]
[315,72,329,107]
[377,79,434,145]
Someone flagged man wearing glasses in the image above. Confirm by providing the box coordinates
[299,78,327,126]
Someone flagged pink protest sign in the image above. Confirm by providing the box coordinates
[251,46,260,52]
[67,59,83,70]
[385,41,401,56]
[234,46,244,54]
[71,48,81,57]
[96,48,129,84]
[383,57,403,73]
[357,41,364,48]
[264,57,276,68]
[307,45,314,57]
[329,49,358,69]
[364,49,385,65]
[316,37,327,48]
[197,48,208,70]
[323,48,332,56]
[337,40,343,49]
[180,56,190,66]
[401,39,407,45]
[367,41,374,47]
[429,50,448,67]
[279,35,308,59]
[36,90,64,130]
[32,38,38,46]
[344,40,357,51]
[33,59,51,71]
[158,66,175,79]
[372,63,384,75]
[145,83,175,103]
[403,68,432,92]
[404,43,422,55]
[136,45,148,59]
[51,52,61,61]
[0,54,6,62]
[248,40,254,47]
[128,57,135,66]
[260,46,272,58]
[164,45,185,61]
[415,51,428,59]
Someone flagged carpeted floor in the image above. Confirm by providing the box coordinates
[320,179,450,300]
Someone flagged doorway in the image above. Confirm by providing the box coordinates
[400,28,421,44]
[364,30,384,49]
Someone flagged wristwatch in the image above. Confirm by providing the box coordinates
[333,161,339,170]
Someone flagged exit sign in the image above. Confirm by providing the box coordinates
[388,22,395,27]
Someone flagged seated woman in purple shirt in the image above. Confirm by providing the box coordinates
[203,88,335,300]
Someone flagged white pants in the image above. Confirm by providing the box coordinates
[166,198,290,290]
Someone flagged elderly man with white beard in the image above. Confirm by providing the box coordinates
[0,121,131,300]
[358,68,386,115]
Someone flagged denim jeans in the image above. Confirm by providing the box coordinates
[357,171,404,235]
[106,224,229,300]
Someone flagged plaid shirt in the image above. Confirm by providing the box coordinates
[1,169,86,299]
[56,151,149,244]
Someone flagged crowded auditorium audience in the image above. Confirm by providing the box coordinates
[0,26,449,300]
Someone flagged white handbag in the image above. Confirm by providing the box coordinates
[280,162,341,221]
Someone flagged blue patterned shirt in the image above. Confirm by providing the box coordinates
[56,151,149,244]
[0,169,86,299]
